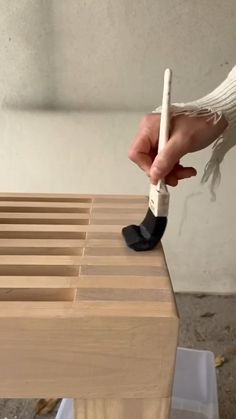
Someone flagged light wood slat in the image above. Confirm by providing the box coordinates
[80,265,164,276]
[0,265,163,278]
[91,207,146,214]
[0,238,86,247]
[78,276,170,289]
[0,238,125,248]
[0,212,90,220]
[93,197,147,204]
[0,276,170,290]
[0,301,177,318]
[78,301,176,318]
[90,212,143,219]
[85,239,125,248]
[86,232,122,240]
[78,288,172,302]
[90,218,141,225]
[0,276,79,288]
[0,224,123,233]
[84,247,158,256]
[0,255,163,266]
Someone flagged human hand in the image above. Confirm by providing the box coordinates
[128,113,228,186]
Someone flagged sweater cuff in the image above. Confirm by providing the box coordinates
[153,66,236,129]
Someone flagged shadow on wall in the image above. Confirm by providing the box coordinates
[0,0,162,113]
[0,0,57,110]
[0,0,141,113]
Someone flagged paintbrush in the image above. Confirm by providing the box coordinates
[122,68,172,251]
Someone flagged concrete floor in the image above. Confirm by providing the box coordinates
[177,294,236,419]
[0,294,235,419]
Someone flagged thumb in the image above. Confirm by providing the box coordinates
[150,134,187,184]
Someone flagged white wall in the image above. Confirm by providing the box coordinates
[1,0,235,110]
[0,1,236,293]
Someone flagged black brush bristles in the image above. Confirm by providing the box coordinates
[122,209,167,251]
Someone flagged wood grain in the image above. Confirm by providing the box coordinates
[0,193,178,419]
[74,398,170,419]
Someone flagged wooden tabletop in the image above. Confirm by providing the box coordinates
[0,193,177,320]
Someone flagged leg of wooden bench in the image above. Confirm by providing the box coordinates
[142,398,171,419]
[74,398,171,419]
[74,399,123,419]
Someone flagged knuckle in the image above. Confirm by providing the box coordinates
[140,113,154,127]
[142,114,150,123]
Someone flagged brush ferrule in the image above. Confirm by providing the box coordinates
[149,183,169,217]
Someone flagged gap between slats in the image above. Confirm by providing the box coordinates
[0,196,92,203]
[0,288,75,301]
[0,193,146,203]
[0,201,146,212]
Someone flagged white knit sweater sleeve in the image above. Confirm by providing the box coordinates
[153,66,236,198]
[153,66,236,126]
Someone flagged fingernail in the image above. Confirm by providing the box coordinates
[150,175,159,185]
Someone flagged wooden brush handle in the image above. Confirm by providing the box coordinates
[158,68,172,153]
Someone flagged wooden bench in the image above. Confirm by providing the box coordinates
[0,193,179,419]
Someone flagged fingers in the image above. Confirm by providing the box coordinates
[165,173,178,187]
[174,164,197,180]
[165,164,197,187]
[128,113,199,186]
[149,133,189,184]
[128,139,153,174]
[128,114,160,174]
